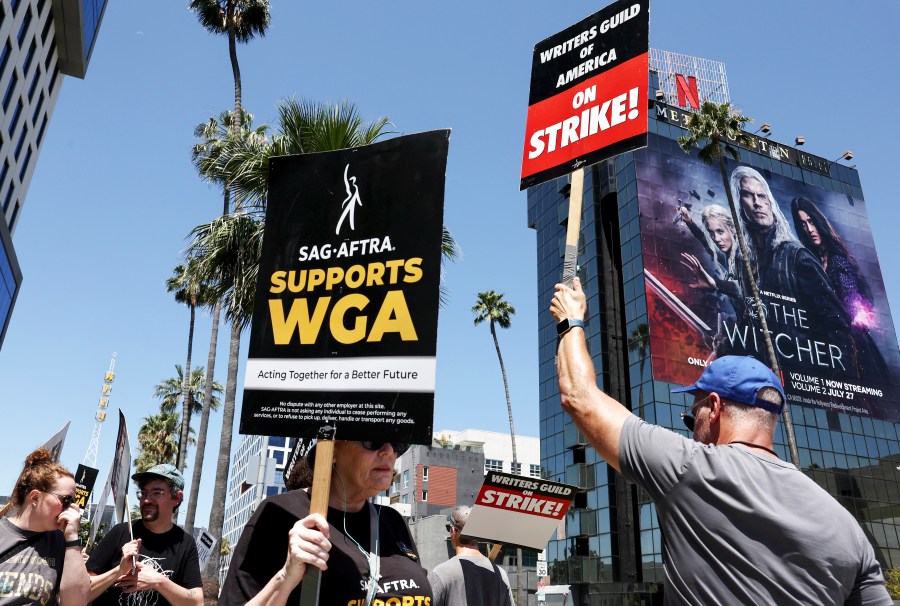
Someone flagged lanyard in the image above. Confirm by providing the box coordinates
[362,502,380,606]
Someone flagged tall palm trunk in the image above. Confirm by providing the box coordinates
[185,298,222,534]
[490,321,517,465]
[204,320,241,584]
[177,303,196,472]
[489,319,523,606]
[227,0,242,132]
[716,156,801,468]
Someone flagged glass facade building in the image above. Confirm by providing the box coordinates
[529,70,900,605]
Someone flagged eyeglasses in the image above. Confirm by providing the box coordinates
[680,395,711,432]
[360,441,409,456]
[45,492,76,509]
[136,488,170,501]
[445,524,455,533]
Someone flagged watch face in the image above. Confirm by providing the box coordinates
[557,319,570,335]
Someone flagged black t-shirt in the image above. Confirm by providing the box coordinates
[219,490,432,606]
[86,520,202,606]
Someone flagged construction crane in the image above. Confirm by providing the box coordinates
[81,353,116,522]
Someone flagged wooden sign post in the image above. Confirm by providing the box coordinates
[298,425,335,606]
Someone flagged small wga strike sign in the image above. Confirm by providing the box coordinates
[520,0,649,189]
[241,130,449,446]
[462,472,577,551]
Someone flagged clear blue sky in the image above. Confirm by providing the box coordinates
[1,1,897,528]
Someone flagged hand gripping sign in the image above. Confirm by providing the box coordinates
[462,472,578,551]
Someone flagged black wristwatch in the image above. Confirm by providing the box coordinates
[557,318,585,336]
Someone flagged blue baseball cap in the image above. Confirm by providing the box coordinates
[673,356,785,414]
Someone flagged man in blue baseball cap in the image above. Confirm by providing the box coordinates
[551,278,890,605]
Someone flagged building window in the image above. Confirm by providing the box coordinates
[17,9,31,47]
[27,67,39,101]
[36,114,47,146]
[401,494,409,504]
[421,490,427,502]
[3,183,15,213]
[530,464,542,478]
[422,466,428,482]
[402,470,409,488]
[3,71,18,111]
[485,459,503,473]
[511,462,522,475]
[8,99,22,135]
[40,12,51,44]
[18,146,31,180]
[14,126,26,160]
[0,41,12,82]
[22,38,36,76]
[31,91,43,124]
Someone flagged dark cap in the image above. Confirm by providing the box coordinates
[132,464,185,491]
[673,356,785,414]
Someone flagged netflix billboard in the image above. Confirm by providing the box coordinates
[520,0,649,190]
[636,133,900,422]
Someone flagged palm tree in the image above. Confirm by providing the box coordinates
[472,290,524,606]
[166,261,216,471]
[135,411,181,471]
[628,323,650,418]
[472,291,519,464]
[184,111,267,537]
[185,212,263,579]
[677,101,800,469]
[188,0,270,135]
[153,365,224,460]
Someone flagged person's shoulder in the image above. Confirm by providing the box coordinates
[100,520,132,542]
[253,489,311,521]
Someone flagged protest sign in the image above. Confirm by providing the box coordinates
[241,130,450,445]
[462,472,578,551]
[520,0,649,190]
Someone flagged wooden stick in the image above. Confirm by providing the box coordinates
[298,425,336,606]
[488,543,503,562]
[562,167,585,286]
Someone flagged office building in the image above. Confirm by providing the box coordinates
[0,0,107,346]
[218,434,298,582]
[530,50,900,604]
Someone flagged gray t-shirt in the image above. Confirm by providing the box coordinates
[619,416,890,606]
[0,518,66,606]
[428,554,513,606]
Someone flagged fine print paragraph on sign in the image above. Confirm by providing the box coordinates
[251,400,415,426]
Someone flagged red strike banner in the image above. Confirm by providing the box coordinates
[521,54,648,182]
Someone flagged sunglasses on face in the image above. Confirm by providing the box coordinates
[681,396,710,432]
[360,441,409,456]
[46,492,76,509]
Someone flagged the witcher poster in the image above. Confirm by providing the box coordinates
[636,134,900,422]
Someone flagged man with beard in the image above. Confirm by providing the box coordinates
[87,465,203,606]
[729,166,852,372]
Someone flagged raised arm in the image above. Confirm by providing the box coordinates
[551,278,633,471]
[57,505,90,606]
